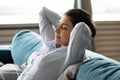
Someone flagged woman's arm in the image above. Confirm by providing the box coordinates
[61,22,92,72]
[39,7,61,43]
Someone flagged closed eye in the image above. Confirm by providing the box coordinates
[61,24,68,30]
[56,22,69,30]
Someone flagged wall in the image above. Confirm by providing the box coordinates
[0,23,39,45]
[94,21,120,61]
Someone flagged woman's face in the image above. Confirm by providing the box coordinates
[54,15,73,47]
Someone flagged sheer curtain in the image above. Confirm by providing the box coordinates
[74,0,95,51]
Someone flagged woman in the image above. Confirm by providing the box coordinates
[17,7,96,80]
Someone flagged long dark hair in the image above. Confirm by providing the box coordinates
[64,9,96,37]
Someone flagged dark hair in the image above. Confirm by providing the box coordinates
[64,9,96,37]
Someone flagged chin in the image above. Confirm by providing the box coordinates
[55,40,61,45]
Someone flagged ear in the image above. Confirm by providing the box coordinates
[63,22,92,70]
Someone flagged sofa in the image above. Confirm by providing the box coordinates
[0,30,120,80]
[0,45,13,64]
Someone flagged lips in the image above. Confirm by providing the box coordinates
[56,35,61,39]
[57,35,61,39]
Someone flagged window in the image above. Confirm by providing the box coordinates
[0,0,74,24]
[91,0,120,21]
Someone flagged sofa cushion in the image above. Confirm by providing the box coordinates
[76,57,120,80]
[11,30,43,65]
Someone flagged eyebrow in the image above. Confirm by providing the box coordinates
[62,23,70,27]
[58,22,70,27]
[58,21,72,27]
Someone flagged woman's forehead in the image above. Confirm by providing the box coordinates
[60,15,72,25]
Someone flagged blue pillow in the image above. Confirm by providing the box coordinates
[76,58,120,80]
[11,30,43,65]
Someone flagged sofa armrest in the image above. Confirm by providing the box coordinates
[0,45,13,64]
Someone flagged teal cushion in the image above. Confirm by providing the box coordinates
[76,58,120,80]
[11,30,43,65]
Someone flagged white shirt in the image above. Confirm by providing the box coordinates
[17,7,67,80]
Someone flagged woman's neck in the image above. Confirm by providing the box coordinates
[61,44,68,47]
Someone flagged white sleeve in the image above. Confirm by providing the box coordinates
[62,22,92,71]
[39,7,61,43]
[17,47,67,80]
